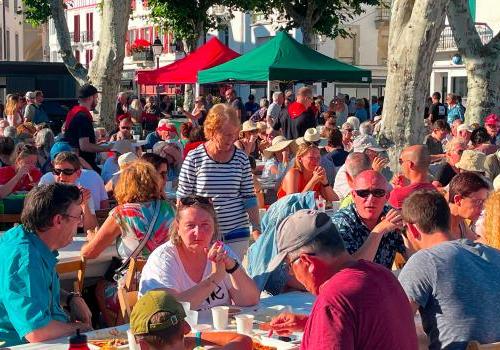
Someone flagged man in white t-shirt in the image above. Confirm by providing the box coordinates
[266,91,284,129]
[39,152,109,210]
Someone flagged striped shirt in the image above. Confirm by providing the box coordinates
[177,144,256,238]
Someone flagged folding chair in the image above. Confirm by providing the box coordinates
[117,258,147,322]
[467,341,500,350]
[56,257,87,294]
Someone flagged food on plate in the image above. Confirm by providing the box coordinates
[252,341,277,350]
[88,338,128,348]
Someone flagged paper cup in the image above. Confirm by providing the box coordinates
[185,310,199,329]
[211,306,229,330]
[127,329,139,350]
[180,301,191,313]
[235,314,254,335]
[133,135,141,141]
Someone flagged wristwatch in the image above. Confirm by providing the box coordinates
[225,260,240,274]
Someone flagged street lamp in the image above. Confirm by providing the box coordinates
[152,37,163,69]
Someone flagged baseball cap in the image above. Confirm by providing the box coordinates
[352,135,385,153]
[117,151,138,168]
[25,91,36,100]
[457,124,473,133]
[485,114,499,125]
[131,290,186,336]
[78,84,99,99]
[50,141,73,160]
[267,210,337,272]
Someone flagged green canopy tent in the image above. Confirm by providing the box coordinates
[198,31,372,86]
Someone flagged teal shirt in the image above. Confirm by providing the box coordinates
[0,225,69,346]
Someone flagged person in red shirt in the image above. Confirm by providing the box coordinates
[264,210,418,350]
[0,143,42,198]
[389,145,436,209]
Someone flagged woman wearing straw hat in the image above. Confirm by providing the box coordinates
[277,142,338,201]
[262,136,296,179]
[235,120,260,158]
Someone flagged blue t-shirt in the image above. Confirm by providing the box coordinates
[354,108,368,123]
[0,225,68,346]
[399,240,500,350]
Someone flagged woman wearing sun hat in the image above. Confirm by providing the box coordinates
[235,120,260,157]
[262,136,296,179]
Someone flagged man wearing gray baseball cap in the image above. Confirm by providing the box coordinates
[265,209,418,350]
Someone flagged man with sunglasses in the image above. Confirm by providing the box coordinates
[399,190,500,349]
[265,210,418,350]
[332,170,406,268]
[110,117,133,141]
[0,183,93,347]
[389,145,436,209]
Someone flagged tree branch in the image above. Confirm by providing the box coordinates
[485,30,500,52]
[446,0,482,57]
[50,0,88,85]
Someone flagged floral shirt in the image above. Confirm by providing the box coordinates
[111,200,175,260]
[331,204,405,268]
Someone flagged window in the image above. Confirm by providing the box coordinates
[15,33,19,61]
[335,26,359,65]
[74,15,80,42]
[452,77,468,98]
[6,30,10,60]
[75,49,80,63]
[85,49,93,67]
[86,13,93,41]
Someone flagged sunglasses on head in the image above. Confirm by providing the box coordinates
[180,196,212,206]
[355,189,387,198]
[53,168,77,176]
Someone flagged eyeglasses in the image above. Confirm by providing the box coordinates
[343,128,353,133]
[354,189,387,198]
[286,252,316,269]
[62,212,83,222]
[53,168,78,176]
[180,196,212,206]
[120,126,131,130]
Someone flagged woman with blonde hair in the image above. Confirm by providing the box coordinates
[277,143,338,201]
[82,160,176,325]
[4,94,23,127]
[177,103,261,256]
[139,196,259,310]
[477,192,500,250]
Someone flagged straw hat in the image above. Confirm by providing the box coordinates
[256,121,267,131]
[455,150,487,173]
[241,120,258,132]
[296,128,327,148]
[263,136,296,158]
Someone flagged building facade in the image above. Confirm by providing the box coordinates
[0,0,25,61]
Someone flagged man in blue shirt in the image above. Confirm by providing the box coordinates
[0,183,92,346]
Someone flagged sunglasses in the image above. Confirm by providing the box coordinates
[53,168,77,176]
[120,126,131,130]
[180,196,212,206]
[355,189,387,198]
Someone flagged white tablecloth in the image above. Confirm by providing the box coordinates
[58,236,118,280]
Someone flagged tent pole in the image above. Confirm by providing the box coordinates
[368,83,373,120]
[267,80,271,99]
[195,83,200,98]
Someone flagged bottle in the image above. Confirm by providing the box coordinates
[68,329,90,350]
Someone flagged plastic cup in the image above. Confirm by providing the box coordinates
[133,134,141,141]
[316,197,326,213]
[185,310,199,329]
[127,329,139,350]
[235,314,254,335]
[211,306,229,330]
[180,301,191,313]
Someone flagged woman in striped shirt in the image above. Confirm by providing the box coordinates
[177,104,261,259]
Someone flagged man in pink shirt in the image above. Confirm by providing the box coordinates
[265,210,418,350]
[389,145,436,209]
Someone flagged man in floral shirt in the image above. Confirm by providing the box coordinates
[331,170,406,268]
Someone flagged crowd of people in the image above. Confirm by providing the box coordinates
[0,83,499,350]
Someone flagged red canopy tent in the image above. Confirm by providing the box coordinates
[136,37,240,85]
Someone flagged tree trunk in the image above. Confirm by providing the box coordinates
[446,0,500,124]
[182,36,201,111]
[379,0,447,171]
[87,0,131,130]
[50,0,88,84]
[301,23,315,48]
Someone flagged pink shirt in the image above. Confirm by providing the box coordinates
[301,260,418,350]
[388,182,436,209]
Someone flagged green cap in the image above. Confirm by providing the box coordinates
[130,290,187,335]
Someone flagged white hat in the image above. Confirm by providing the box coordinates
[352,135,385,153]
[241,120,258,132]
[263,136,296,158]
[25,91,36,100]
[117,152,138,169]
[346,116,360,130]
[455,150,487,173]
[457,124,473,133]
[296,128,328,148]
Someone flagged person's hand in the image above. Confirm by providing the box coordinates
[79,186,92,205]
[249,134,258,144]
[206,241,228,283]
[69,296,92,326]
[16,163,32,179]
[263,313,308,335]
[373,209,404,235]
[391,174,408,188]
[372,156,389,172]
[312,166,327,185]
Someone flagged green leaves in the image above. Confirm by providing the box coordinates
[21,0,51,26]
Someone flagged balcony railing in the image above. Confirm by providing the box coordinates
[437,23,493,51]
[69,31,94,44]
